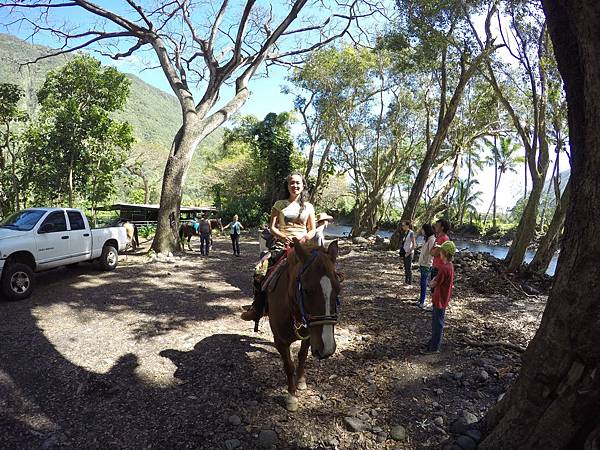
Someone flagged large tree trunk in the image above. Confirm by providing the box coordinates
[504,27,552,271]
[528,177,571,274]
[311,140,333,202]
[152,81,251,253]
[481,1,600,447]
[505,176,545,271]
[416,152,460,226]
[352,190,385,237]
[152,123,202,253]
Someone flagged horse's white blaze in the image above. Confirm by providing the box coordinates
[320,276,332,315]
[320,276,335,355]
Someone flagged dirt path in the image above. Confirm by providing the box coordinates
[0,234,547,449]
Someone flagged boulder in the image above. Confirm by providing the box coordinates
[257,430,278,448]
[465,429,482,442]
[224,439,241,450]
[390,425,406,441]
[228,415,241,426]
[462,411,479,425]
[344,417,368,432]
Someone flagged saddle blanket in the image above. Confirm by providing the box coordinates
[261,258,288,292]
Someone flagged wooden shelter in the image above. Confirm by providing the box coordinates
[105,203,218,225]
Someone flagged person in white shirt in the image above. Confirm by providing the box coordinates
[313,213,333,247]
[417,223,436,308]
[241,173,316,322]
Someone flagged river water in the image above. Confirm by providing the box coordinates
[324,224,558,276]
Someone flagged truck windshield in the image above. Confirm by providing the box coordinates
[0,209,47,231]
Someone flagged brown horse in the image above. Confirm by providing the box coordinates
[179,219,224,251]
[267,238,341,411]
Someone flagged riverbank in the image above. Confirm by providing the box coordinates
[324,226,558,276]
[325,224,512,245]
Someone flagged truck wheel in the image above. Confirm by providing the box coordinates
[1,263,35,301]
[100,245,118,271]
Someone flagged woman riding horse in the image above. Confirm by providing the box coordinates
[242,173,342,412]
[241,172,317,322]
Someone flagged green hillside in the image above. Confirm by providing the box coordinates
[0,33,223,205]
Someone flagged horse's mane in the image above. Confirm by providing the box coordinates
[286,243,335,294]
[287,242,327,265]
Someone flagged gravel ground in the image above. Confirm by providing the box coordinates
[0,234,547,449]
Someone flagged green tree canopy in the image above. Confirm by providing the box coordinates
[203,112,304,227]
[0,83,29,216]
[24,55,133,213]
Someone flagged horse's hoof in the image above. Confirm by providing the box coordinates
[286,394,299,412]
[297,378,307,391]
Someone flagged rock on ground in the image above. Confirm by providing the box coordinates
[390,425,407,441]
[257,430,278,448]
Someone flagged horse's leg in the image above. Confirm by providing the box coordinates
[187,235,193,251]
[296,339,310,391]
[273,337,298,412]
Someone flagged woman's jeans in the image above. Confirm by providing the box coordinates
[230,233,240,255]
[419,266,430,305]
[403,254,413,284]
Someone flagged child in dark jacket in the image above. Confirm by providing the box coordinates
[425,240,456,353]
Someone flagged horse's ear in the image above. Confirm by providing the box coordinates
[293,238,309,262]
[328,240,339,263]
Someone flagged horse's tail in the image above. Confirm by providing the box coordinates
[133,223,140,247]
[179,224,185,239]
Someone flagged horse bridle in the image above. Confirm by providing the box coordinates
[293,249,340,340]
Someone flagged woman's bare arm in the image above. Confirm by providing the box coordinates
[304,211,317,239]
[270,209,291,244]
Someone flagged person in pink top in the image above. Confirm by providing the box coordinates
[429,218,450,282]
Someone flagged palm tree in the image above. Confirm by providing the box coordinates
[483,136,524,228]
[454,178,483,226]
[459,144,485,226]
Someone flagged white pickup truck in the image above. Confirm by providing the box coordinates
[0,208,128,300]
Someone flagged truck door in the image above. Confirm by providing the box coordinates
[66,210,92,260]
[35,210,70,268]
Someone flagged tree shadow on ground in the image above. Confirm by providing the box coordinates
[0,238,269,448]
[0,328,280,449]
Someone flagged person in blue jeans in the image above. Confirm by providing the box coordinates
[198,215,212,255]
[224,214,244,256]
[424,240,455,353]
[417,223,436,308]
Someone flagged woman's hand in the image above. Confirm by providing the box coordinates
[279,234,293,245]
